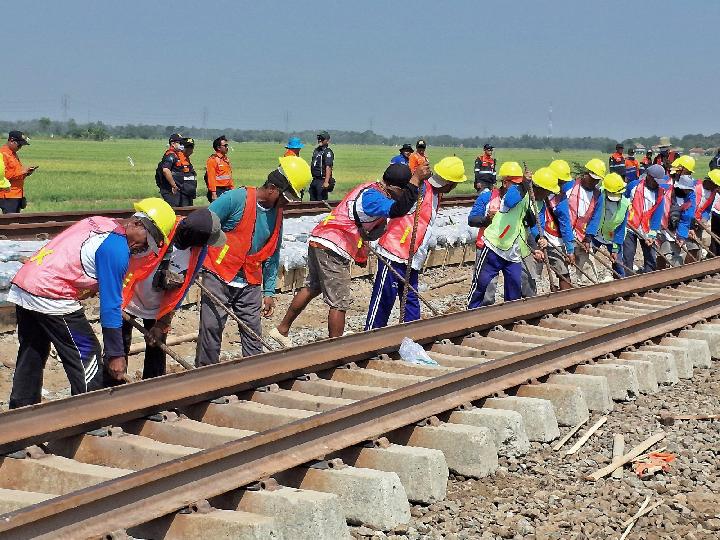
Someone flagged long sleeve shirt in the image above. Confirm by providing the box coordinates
[626,180,666,237]
[468,189,493,227]
[586,197,628,253]
[533,193,576,254]
[666,191,696,241]
[208,188,281,296]
[0,144,27,199]
[205,152,234,192]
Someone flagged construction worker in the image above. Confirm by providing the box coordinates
[639,150,653,176]
[467,162,533,309]
[653,137,678,171]
[534,167,576,290]
[196,156,311,364]
[366,157,467,329]
[688,170,720,262]
[709,148,720,171]
[390,144,413,166]
[284,137,304,157]
[565,159,605,278]
[272,162,432,343]
[550,159,573,190]
[0,131,38,214]
[622,164,669,274]
[122,208,225,379]
[585,173,630,277]
[408,139,429,173]
[309,131,334,201]
[473,143,496,192]
[625,148,640,183]
[658,171,696,269]
[156,133,197,208]
[7,198,175,407]
[205,135,234,202]
[609,143,625,178]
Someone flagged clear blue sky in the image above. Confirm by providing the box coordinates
[3,0,718,139]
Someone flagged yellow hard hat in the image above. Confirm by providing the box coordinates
[278,155,312,200]
[671,155,695,173]
[585,158,607,179]
[0,159,9,190]
[532,167,560,194]
[601,172,626,194]
[434,156,467,183]
[133,197,176,243]
[707,169,720,187]
[549,159,572,181]
[498,161,523,178]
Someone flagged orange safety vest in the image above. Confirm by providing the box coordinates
[475,188,501,248]
[121,218,204,319]
[205,152,234,191]
[567,181,600,241]
[0,144,26,199]
[627,179,669,232]
[378,180,436,260]
[203,187,282,284]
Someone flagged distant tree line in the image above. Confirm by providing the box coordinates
[1,118,719,153]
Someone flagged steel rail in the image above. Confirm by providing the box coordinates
[0,257,718,457]
[4,290,720,539]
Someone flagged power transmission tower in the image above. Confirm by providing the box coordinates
[547,102,553,139]
[201,107,209,140]
[284,110,290,135]
[61,94,69,122]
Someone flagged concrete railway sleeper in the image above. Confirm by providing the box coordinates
[1,263,720,538]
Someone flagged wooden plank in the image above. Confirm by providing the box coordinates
[565,416,607,455]
[611,434,625,479]
[586,432,666,481]
[552,418,588,451]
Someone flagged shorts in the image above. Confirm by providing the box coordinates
[304,244,352,311]
[547,245,570,276]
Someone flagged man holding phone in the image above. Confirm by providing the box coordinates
[0,131,38,214]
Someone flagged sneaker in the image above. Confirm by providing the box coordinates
[268,327,293,348]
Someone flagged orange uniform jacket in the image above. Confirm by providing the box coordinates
[0,144,27,199]
[408,152,428,173]
[205,152,234,193]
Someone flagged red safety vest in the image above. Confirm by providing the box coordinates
[695,182,714,220]
[475,189,501,248]
[567,180,600,241]
[628,179,669,232]
[379,180,436,260]
[12,216,123,300]
[203,187,282,284]
[543,194,563,238]
[660,187,692,229]
[310,182,385,264]
[121,218,204,320]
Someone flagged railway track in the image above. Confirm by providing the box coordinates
[1,259,719,539]
[0,195,477,240]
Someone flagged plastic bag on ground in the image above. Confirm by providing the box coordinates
[398,337,438,365]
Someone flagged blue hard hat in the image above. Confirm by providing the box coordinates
[286,137,304,149]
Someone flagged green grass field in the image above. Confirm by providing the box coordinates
[13,139,712,212]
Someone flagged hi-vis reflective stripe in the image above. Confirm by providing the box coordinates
[123,273,133,287]
[498,224,511,238]
[357,239,363,248]
[216,175,231,180]
[323,214,336,225]
[399,226,411,244]
[215,244,230,264]
[30,247,54,265]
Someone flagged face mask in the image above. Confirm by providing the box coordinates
[607,194,621,202]
[177,144,185,152]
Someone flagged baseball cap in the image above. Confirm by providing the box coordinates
[266,169,301,202]
[168,133,184,143]
[182,137,195,147]
[175,208,227,249]
[416,139,427,148]
[382,163,412,187]
[483,143,494,150]
[317,130,330,141]
[646,164,666,180]
[8,131,30,146]
[400,143,413,153]
[616,143,624,148]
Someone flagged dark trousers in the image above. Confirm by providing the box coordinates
[160,189,194,208]
[622,231,657,274]
[711,213,720,256]
[122,317,166,379]
[365,260,420,330]
[0,198,22,214]
[195,271,263,366]
[10,306,104,408]
[308,178,328,201]
[467,247,522,309]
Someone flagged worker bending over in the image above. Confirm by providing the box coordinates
[585,173,630,277]
[7,198,175,407]
[196,157,311,364]
[658,166,696,269]
[273,163,431,343]
[565,159,605,278]
[366,157,466,329]
[622,164,669,274]
[690,170,720,260]
[122,208,225,379]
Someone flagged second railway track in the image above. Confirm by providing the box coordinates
[1,258,720,539]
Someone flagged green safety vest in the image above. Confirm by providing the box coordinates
[598,190,630,246]
[483,192,530,252]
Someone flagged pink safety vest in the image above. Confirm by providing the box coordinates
[567,180,600,241]
[12,216,122,300]
[379,180,436,260]
[628,179,669,232]
[310,182,386,264]
[475,188,501,249]
[660,186,691,229]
